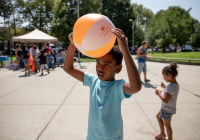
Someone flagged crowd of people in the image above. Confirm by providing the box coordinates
[14,43,67,75]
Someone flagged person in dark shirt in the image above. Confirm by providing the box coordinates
[43,43,47,54]
[21,45,30,75]
[15,44,22,69]
[38,50,49,75]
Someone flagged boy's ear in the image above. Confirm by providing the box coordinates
[116,65,122,74]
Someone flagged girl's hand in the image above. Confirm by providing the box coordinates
[155,88,162,95]
[111,28,128,53]
[161,82,166,89]
[69,33,74,45]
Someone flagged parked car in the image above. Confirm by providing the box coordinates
[181,45,192,52]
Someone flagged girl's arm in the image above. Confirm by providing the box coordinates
[156,88,171,103]
[63,33,84,82]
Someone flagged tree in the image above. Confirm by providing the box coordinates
[101,0,135,46]
[189,22,200,48]
[131,3,154,28]
[50,0,102,45]
[134,25,144,47]
[146,6,196,48]
[0,0,13,20]
[17,0,55,33]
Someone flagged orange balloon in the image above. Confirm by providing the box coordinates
[73,13,116,58]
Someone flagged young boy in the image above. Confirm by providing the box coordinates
[38,50,49,75]
[60,48,66,67]
[64,28,141,140]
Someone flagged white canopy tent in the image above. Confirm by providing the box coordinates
[12,29,57,43]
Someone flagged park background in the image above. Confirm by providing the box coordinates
[0,0,200,62]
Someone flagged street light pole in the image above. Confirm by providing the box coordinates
[129,19,134,47]
[77,0,82,68]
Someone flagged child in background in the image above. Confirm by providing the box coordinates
[33,46,40,73]
[38,50,49,75]
[155,62,179,140]
[60,48,66,67]
[63,28,141,140]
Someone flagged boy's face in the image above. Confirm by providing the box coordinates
[96,54,122,81]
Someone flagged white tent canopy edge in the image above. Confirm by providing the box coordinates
[12,29,57,43]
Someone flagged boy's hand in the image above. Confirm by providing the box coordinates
[111,28,141,95]
[111,28,128,53]
[69,33,74,45]
[155,88,162,95]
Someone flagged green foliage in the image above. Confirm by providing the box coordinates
[146,6,197,48]
[131,3,154,27]
[50,0,101,45]
[189,22,200,47]
[101,0,135,46]
[134,25,144,47]
[0,0,13,19]
[17,0,55,33]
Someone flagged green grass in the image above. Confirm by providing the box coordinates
[146,51,200,63]
[79,55,96,62]
[149,51,200,59]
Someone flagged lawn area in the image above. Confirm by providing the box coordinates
[149,51,200,59]
[147,51,200,63]
[79,55,96,62]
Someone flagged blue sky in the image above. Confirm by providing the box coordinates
[131,0,200,22]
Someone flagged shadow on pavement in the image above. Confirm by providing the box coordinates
[19,74,31,78]
[142,82,157,89]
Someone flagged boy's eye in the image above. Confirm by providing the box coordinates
[104,63,109,66]
[96,61,100,64]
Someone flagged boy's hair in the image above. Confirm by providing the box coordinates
[33,46,36,50]
[40,50,44,54]
[162,62,178,78]
[107,45,123,65]
[142,41,148,46]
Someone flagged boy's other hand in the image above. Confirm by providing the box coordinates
[69,32,74,45]
[111,28,128,53]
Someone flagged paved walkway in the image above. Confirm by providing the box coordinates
[0,59,200,140]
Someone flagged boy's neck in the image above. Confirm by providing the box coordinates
[102,77,115,82]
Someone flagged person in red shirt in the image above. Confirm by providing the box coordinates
[45,43,55,69]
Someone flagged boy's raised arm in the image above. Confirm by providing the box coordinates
[111,28,141,95]
[63,33,84,82]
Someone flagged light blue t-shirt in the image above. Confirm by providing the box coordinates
[83,72,131,140]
